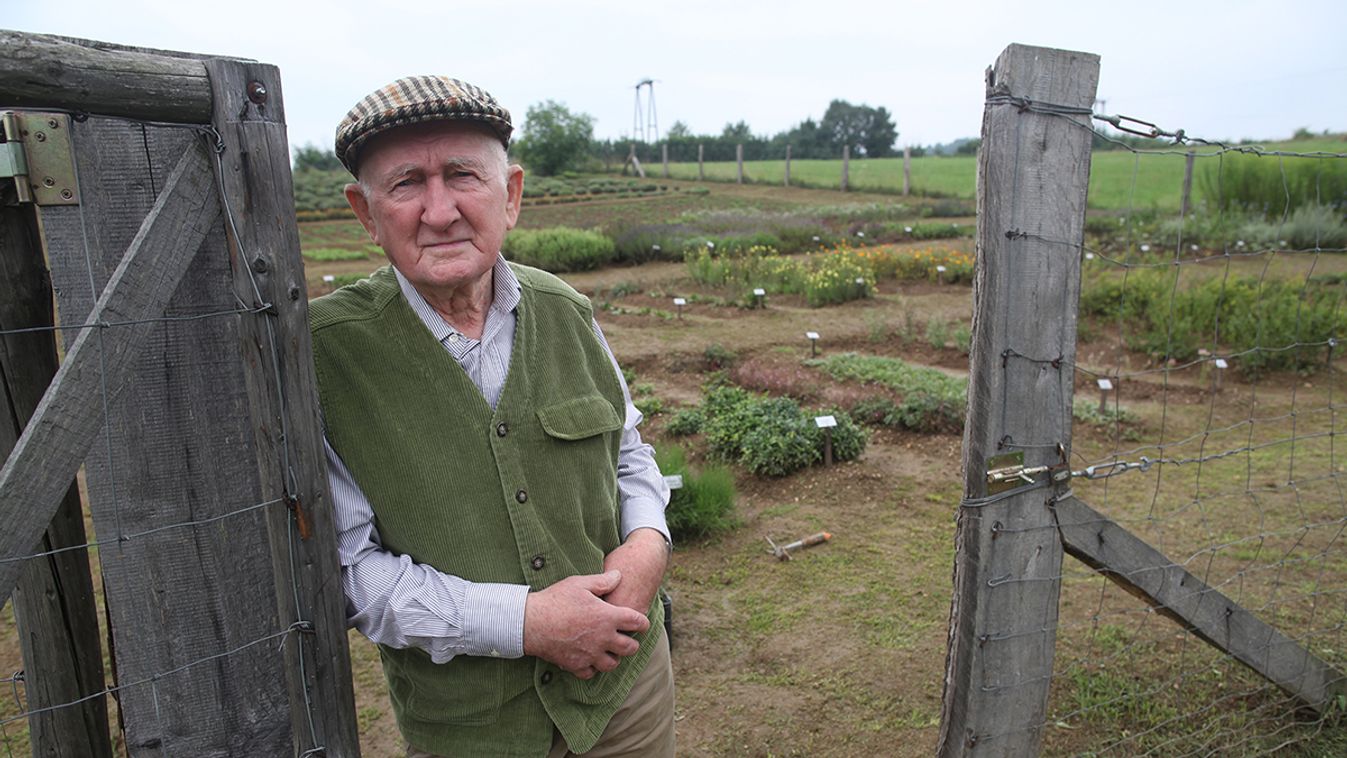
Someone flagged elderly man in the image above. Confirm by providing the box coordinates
[310,77,674,757]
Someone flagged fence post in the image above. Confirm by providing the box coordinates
[937,43,1099,757]
[205,57,362,757]
[0,185,112,758]
[698,143,704,180]
[784,144,792,186]
[662,142,669,179]
[903,145,912,196]
[736,143,744,184]
[1180,150,1196,220]
[841,144,850,192]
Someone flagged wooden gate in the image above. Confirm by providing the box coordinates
[1,30,358,756]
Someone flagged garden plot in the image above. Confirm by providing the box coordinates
[285,182,1347,755]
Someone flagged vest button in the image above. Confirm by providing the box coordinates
[496,422,509,437]
[515,489,528,504]
[541,671,553,685]
[530,554,545,570]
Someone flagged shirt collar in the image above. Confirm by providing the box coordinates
[393,256,522,344]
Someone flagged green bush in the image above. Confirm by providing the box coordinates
[809,353,967,433]
[699,387,865,476]
[738,397,820,476]
[502,227,615,272]
[1199,152,1347,218]
[1081,269,1347,374]
[655,446,738,542]
[665,408,705,436]
[302,247,370,262]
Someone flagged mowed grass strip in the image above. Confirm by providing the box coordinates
[658,136,1347,211]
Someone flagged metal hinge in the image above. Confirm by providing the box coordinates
[0,111,80,206]
[985,450,1071,494]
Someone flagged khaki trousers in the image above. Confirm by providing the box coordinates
[407,626,675,758]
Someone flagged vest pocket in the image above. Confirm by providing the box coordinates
[383,647,505,725]
[536,395,623,440]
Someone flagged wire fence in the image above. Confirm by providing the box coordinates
[1036,108,1347,755]
[0,115,332,755]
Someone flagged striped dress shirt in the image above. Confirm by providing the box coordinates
[325,257,670,663]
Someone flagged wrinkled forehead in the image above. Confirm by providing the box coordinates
[355,121,506,180]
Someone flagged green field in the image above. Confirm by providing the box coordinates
[654,136,1347,212]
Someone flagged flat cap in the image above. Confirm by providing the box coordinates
[334,75,512,175]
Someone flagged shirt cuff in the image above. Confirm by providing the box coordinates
[459,582,528,659]
[621,496,672,546]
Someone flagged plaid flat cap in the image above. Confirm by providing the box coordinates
[334,75,512,175]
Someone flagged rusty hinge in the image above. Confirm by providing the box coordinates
[0,111,80,206]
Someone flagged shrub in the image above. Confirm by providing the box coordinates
[655,446,738,542]
[699,386,864,476]
[703,343,738,371]
[1199,153,1347,218]
[809,353,967,433]
[302,246,370,262]
[635,396,664,417]
[665,408,705,436]
[738,397,820,476]
[502,227,615,272]
[805,250,874,307]
[1081,269,1347,373]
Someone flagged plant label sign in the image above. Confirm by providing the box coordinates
[753,288,766,297]
[806,331,819,341]
[814,415,837,428]
[1097,378,1114,391]
[673,297,687,306]
[1214,358,1229,369]
[322,274,335,283]
[936,265,947,273]
[663,474,684,490]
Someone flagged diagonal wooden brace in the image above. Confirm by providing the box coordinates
[1057,494,1347,715]
[0,139,220,606]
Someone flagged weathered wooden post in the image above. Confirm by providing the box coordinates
[1179,149,1196,220]
[662,142,669,178]
[736,143,744,184]
[0,151,112,758]
[697,143,704,180]
[841,144,850,191]
[0,30,360,756]
[937,44,1098,757]
[784,144,792,186]
[903,145,912,196]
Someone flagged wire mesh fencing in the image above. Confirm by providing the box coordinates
[1043,111,1347,755]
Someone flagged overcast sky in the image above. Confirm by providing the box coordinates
[8,0,1346,156]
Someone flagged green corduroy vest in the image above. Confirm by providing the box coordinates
[310,264,662,756]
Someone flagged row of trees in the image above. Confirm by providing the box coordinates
[515,99,901,176]
[293,99,904,178]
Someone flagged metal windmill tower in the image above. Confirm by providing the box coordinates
[633,78,658,144]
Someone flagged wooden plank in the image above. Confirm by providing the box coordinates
[784,144,791,186]
[0,139,218,607]
[205,58,361,757]
[937,44,1099,757]
[1057,494,1347,714]
[841,145,850,192]
[42,116,293,756]
[0,30,212,123]
[736,143,743,183]
[0,190,112,757]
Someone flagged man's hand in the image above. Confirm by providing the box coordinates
[602,528,670,617]
[523,570,650,680]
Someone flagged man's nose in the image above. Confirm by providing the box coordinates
[420,178,461,229]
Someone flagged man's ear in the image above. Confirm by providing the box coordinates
[345,183,379,244]
[504,164,524,230]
